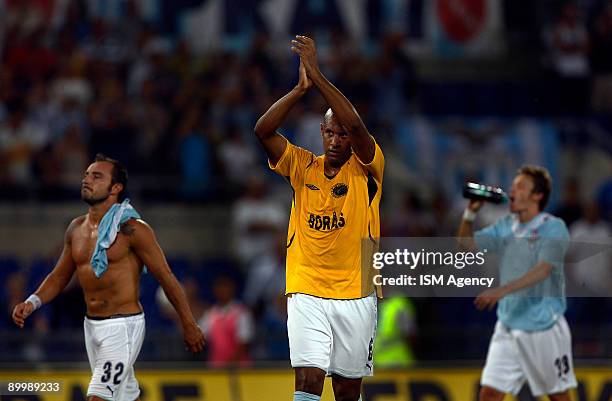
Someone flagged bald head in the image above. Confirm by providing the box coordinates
[323,108,334,125]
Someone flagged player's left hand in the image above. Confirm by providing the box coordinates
[291,35,320,78]
[182,322,206,353]
[474,287,506,311]
[296,59,313,93]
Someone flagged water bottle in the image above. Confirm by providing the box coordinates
[463,182,508,204]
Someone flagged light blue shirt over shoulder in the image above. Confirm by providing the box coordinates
[91,199,143,278]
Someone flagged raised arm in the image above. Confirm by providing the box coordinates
[457,200,483,250]
[12,218,79,328]
[291,35,375,163]
[254,60,312,166]
[129,219,205,353]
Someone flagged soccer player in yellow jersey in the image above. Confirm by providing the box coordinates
[254,35,384,401]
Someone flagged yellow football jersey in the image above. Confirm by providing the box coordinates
[270,138,384,299]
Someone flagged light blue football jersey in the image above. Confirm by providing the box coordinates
[475,213,570,331]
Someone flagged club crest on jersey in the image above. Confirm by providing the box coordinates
[331,183,348,198]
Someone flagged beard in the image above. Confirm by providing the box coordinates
[81,186,111,205]
[325,149,350,167]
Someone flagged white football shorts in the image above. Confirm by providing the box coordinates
[84,313,145,401]
[481,316,577,397]
[287,292,377,379]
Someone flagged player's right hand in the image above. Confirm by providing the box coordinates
[291,35,320,78]
[12,302,34,328]
[296,59,312,93]
[468,200,484,212]
[182,322,206,354]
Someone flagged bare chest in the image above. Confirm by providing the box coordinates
[71,226,132,266]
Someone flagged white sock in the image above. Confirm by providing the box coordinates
[293,391,321,401]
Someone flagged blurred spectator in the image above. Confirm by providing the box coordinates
[168,40,198,82]
[50,53,93,109]
[243,234,286,316]
[89,76,136,168]
[130,79,170,171]
[374,296,417,368]
[217,123,258,189]
[294,97,326,155]
[127,35,174,98]
[0,1,4,53]
[26,80,59,134]
[245,33,279,89]
[34,145,64,201]
[80,18,131,64]
[255,293,289,361]
[546,2,591,114]
[590,3,612,113]
[50,94,89,143]
[549,2,590,78]
[53,123,89,188]
[0,98,49,193]
[0,69,15,120]
[232,175,286,266]
[1,272,28,329]
[431,189,454,236]
[0,271,49,361]
[4,0,55,37]
[569,202,612,296]
[53,3,88,57]
[384,192,436,236]
[372,32,415,126]
[156,276,207,325]
[597,178,612,223]
[199,276,254,367]
[553,178,583,227]
[177,105,213,201]
[4,28,57,82]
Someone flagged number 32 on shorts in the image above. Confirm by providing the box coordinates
[101,361,124,385]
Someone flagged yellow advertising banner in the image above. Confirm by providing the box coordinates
[0,368,610,401]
